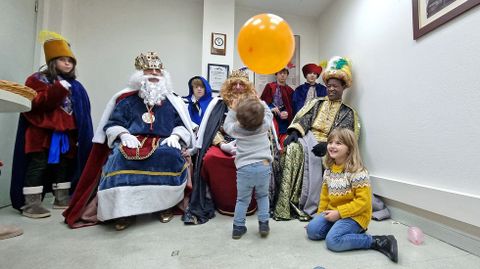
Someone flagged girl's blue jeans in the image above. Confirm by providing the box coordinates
[306,213,373,251]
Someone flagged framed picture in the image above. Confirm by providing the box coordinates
[254,35,301,95]
[207,63,229,93]
[412,0,480,40]
[211,32,226,55]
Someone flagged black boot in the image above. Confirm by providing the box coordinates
[371,235,398,263]
[232,225,247,239]
[259,221,270,237]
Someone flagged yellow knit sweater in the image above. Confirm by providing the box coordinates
[318,164,372,229]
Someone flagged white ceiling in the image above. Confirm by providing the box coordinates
[235,0,333,18]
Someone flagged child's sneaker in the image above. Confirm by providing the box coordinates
[232,225,247,239]
[259,221,270,237]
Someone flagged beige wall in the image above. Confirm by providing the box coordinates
[0,0,37,206]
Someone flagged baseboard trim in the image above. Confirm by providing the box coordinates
[381,197,480,257]
[370,175,480,227]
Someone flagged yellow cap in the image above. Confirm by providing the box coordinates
[43,39,76,63]
[39,30,76,63]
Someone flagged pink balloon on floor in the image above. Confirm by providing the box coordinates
[408,226,424,245]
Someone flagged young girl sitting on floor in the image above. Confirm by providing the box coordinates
[306,128,398,263]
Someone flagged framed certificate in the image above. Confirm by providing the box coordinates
[207,63,229,93]
[211,32,226,55]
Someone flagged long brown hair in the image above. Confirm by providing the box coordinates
[40,57,77,82]
[324,128,365,173]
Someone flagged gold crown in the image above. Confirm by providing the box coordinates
[229,69,249,81]
[134,52,163,70]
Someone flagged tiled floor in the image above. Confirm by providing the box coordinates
[1,200,479,269]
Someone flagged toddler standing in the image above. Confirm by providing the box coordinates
[223,97,273,239]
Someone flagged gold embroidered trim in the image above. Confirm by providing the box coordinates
[119,136,160,160]
[103,162,189,178]
[312,100,341,142]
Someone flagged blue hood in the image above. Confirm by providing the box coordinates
[183,76,213,125]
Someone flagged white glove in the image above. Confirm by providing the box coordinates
[220,140,237,155]
[161,135,181,150]
[120,133,141,148]
[59,80,71,89]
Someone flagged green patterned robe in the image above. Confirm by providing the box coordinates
[273,97,360,220]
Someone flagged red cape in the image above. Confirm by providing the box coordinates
[260,82,294,123]
[62,143,109,228]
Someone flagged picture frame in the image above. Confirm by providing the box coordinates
[412,0,480,40]
[211,32,226,55]
[207,63,229,93]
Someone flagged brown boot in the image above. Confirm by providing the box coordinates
[0,225,23,240]
[21,188,51,219]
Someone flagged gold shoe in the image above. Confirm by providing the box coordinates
[115,217,134,231]
[159,210,174,223]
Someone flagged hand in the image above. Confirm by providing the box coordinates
[279,111,288,120]
[161,135,181,150]
[311,142,327,157]
[181,148,190,157]
[120,133,141,148]
[220,140,237,155]
[323,210,340,222]
[283,130,300,146]
[271,106,281,115]
[230,99,239,110]
[59,80,71,89]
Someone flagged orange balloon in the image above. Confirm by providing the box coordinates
[238,14,295,75]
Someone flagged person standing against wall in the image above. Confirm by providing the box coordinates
[260,68,294,147]
[292,63,326,115]
[10,30,93,218]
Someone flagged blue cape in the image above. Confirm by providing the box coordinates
[10,77,93,210]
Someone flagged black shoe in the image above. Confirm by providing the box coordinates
[232,225,247,239]
[371,235,398,263]
[259,221,270,237]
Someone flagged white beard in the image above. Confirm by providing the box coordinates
[128,70,173,106]
[138,75,168,106]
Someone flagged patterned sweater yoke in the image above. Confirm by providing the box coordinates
[318,166,372,229]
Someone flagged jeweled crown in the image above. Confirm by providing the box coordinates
[229,69,249,80]
[135,52,163,70]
